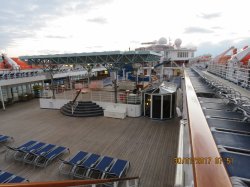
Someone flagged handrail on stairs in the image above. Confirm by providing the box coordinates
[71,89,81,114]
[72,89,82,104]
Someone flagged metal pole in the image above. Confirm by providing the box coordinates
[143,93,145,116]
[114,78,117,103]
[150,95,153,118]
[0,86,6,110]
[122,68,126,80]
[161,95,163,119]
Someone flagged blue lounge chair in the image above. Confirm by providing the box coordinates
[104,159,130,178]
[59,151,90,175]
[7,175,28,183]
[73,153,101,178]
[34,146,69,167]
[88,156,114,179]
[0,171,28,183]
[0,135,12,143]
[14,142,46,161]
[23,144,56,164]
[212,131,250,151]
[220,151,250,179]
[0,172,13,183]
[5,140,37,160]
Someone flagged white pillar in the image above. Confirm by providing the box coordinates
[126,72,130,80]
[6,86,12,98]
[69,76,72,89]
[148,67,152,82]
[122,68,126,80]
[160,66,164,82]
[0,86,6,110]
[21,85,24,94]
[26,84,30,93]
[116,71,119,83]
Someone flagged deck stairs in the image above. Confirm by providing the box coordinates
[60,101,104,117]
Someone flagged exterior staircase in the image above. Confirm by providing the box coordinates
[60,101,104,117]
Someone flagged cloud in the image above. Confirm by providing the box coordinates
[0,29,35,49]
[0,0,112,49]
[87,17,107,24]
[211,26,223,30]
[45,35,69,39]
[74,0,113,11]
[197,12,221,19]
[184,27,214,34]
[86,45,103,49]
[196,37,250,56]
[130,40,140,44]
[38,49,61,55]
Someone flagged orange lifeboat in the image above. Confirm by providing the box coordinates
[241,54,250,66]
[11,58,31,69]
[218,55,231,64]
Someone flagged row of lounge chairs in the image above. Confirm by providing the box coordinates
[0,136,28,184]
[59,150,130,180]
[190,68,250,185]
[0,138,130,184]
[192,67,250,122]
[5,140,70,168]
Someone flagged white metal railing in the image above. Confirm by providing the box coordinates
[71,101,78,114]
[90,91,115,103]
[0,69,43,80]
[0,69,88,81]
[90,91,141,104]
[174,120,185,187]
[51,89,141,105]
[207,64,250,89]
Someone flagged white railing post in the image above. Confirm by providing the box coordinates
[126,180,130,187]
[0,86,6,110]
[91,184,96,187]
[135,178,139,187]
[236,68,239,85]
[114,181,118,187]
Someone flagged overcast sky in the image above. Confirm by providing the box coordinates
[1,0,249,57]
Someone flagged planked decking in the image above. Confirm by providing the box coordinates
[0,99,179,187]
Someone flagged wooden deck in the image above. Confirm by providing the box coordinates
[0,100,179,187]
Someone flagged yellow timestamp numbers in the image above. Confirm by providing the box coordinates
[174,157,233,165]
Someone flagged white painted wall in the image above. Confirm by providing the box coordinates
[95,101,141,117]
[40,98,70,109]
[39,98,141,117]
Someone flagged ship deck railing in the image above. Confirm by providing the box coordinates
[43,89,142,105]
[178,68,233,187]
[207,63,250,90]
